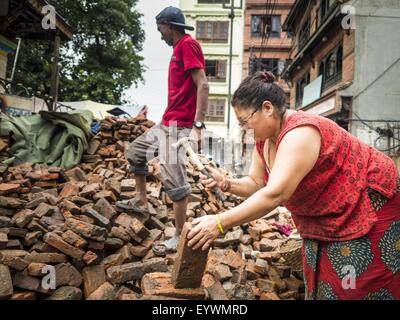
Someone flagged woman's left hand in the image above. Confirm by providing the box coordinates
[187,215,222,251]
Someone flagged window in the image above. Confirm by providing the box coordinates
[298,18,310,49]
[196,21,229,43]
[319,0,335,25]
[198,0,227,3]
[206,99,225,122]
[295,72,310,109]
[251,15,281,38]
[249,58,281,76]
[319,45,343,91]
[205,60,227,82]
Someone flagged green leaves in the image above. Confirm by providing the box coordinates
[8,0,145,105]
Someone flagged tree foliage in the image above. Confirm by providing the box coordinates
[8,0,145,105]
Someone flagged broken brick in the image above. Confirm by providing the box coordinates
[82,265,106,298]
[171,223,209,289]
[0,264,13,298]
[43,232,85,260]
[87,282,117,300]
[106,258,168,284]
[141,272,205,300]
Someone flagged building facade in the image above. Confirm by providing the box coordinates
[180,0,245,142]
[243,0,294,86]
[283,0,400,158]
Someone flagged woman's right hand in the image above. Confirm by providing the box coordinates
[200,166,230,192]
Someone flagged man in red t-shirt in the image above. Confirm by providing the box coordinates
[120,6,209,251]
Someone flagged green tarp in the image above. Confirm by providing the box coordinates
[0,110,94,169]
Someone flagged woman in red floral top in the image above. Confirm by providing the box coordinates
[187,71,400,300]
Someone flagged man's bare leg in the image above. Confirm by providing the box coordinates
[135,174,148,207]
[173,196,188,236]
[163,196,188,251]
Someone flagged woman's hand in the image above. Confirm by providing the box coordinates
[187,215,222,251]
[200,166,230,192]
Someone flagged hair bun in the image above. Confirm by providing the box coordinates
[259,71,275,84]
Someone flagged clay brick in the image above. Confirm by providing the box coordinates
[254,258,269,276]
[206,280,230,300]
[141,272,205,300]
[27,262,48,277]
[0,183,20,195]
[61,200,81,215]
[100,253,126,270]
[43,232,85,260]
[83,251,99,265]
[55,263,83,287]
[0,216,11,228]
[284,276,305,293]
[26,252,68,264]
[12,273,41,291]
[0,264,13,299]
[259,238,278,252]
[121,179,136,192]
[171,223,209,289]
[64,167,87,182]
[260,292,281,300]
[130,245,148,258]
[66,217,107,242]
[110,226,130,243]
[106,258,168,284]
[84,208,110,228]
[87,282,117,300]
[93,198,116,220]
[79,183,100,198]
[61,230,87,249]
[0,196,26,209]
[46,286,82,300]
[82,265,106,298]
[231,268,247,285]
[0,232,8,249]
[130,218,150,240]
[59,182,80,199]
[93,190,116,202]
[210,264,233,282]
[33,203,55,218]
[9,292,37,300]
[11,209,35,228]
[275,265,292,279]
[244,260,260,280]
[221,249,246,269]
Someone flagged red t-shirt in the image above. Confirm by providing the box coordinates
[161,34,205,127]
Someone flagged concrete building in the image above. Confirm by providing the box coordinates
[243,0,294,85]
[179,0,245,142]
[282,0,400,158]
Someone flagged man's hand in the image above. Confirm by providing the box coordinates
[190,126,204,153]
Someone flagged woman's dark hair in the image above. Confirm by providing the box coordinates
[231,71,287,118]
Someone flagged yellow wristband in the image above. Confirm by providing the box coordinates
[216,214,225,235]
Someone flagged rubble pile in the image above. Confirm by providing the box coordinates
[0,115,304,300]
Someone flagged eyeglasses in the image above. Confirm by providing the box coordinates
[238,109,259,128]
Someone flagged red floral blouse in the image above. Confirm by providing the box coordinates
[256,111,399,241]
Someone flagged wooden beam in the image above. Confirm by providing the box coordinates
[50,35,60,111]
[0,3,25,32]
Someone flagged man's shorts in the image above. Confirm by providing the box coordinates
[126,123,192,202]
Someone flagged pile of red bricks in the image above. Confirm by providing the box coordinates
[0,115,304,300]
